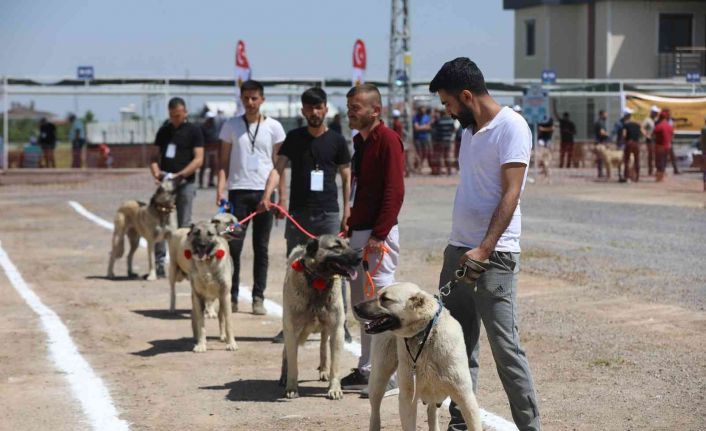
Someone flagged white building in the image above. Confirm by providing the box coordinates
[505,0,706,79]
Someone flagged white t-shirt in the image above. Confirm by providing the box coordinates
[449,107,531,252]
[219,115,286,190]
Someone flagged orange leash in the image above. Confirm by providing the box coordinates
[362,244,389,299]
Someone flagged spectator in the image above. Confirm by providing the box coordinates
[68,113,86,168]
[198,111,219,188]
[150,97,205,278]
[217,80,286,315]
[431,108,456,175]
[664,109,680,175]
[593,110,609,177]
[612,109,630,149]
[391,109,411,178]
[328,113,343,135]
[340,83,404,398]
[429,57,540,431]
[21,135,42,168]
[557,112,576,168]
[38,117,57,168]
[653,110,673,183]
[641,105,659,176]
[621,112,642,182]
[412,106,432,173]
[258,87,353,343]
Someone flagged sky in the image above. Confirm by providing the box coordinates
[0,0,515,121]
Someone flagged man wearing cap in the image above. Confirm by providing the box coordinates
[642,106,660,176]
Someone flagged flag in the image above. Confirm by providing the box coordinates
[234,40,251,117]
[352,39,366,87]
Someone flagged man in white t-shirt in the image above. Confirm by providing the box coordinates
[217,80,286,315]
[429,58,541,431]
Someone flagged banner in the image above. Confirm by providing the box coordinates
[352,39,366,86]
[234,40,251,117]
[625,92,706,134]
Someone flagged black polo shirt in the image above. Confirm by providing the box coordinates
[278,127,350,212]
[154,121,204,183]
[559,119,575,143]
[622,121,641,142]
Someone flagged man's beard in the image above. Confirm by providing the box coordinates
[452,104,476,130]
[306,115,324,128]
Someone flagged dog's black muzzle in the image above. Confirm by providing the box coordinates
[353,299,401,334]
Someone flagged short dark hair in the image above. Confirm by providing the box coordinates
[598,110,605,116]
[301,87,327,105]
[241,79,264,96]
[346,83,381,106]
[563,112,570,118]
[429,57,488,95]
[168,97,186,110]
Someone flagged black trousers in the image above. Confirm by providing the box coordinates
[227,189,273,302]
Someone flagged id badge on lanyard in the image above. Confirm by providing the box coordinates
[247,153,260,171]
[165,143,177,159]
[310,170,324,191]
[244,115,261,171]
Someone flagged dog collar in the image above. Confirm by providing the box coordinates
[291,259,332,291]
[184,249,225,261]
[403,297,444,368]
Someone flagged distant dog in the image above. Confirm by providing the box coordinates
[595,143,632,180]
[165,212,242,314]
[187,220,238,353]
[355,282,481,431]
[107,178,176,281]
[535,143,552,180]
[279,235,361,400]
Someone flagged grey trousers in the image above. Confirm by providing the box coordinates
[439,245,540,431]
[155,181,196,266]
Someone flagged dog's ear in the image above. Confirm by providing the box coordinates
[409,294,427,310]
[306,238,319,256]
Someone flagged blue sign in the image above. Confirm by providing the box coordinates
[541,69,556,84]
[686,72,701,83]
[522,84,549,124]
[77,66,94,80]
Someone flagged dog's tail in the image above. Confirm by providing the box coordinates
[112,211,126,258]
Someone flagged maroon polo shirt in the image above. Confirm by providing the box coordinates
[349,121,405,240]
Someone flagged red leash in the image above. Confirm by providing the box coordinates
[235,203,318,240]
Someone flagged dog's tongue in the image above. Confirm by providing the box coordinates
[348,269,358,281]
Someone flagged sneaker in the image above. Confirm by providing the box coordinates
[156,265,166,279]
[272,330,284,343]
[340,369,368,390]
[344,323,353,344]
[252,297,267,315]
[231,301,238,313]
[360,378,400,399]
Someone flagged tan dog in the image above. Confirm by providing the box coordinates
[279,235,361,400]
[595,143,632,180]
[355,282,482,431]
[186,220,237,353]
[107,178,176,281]
[165,212,242,314]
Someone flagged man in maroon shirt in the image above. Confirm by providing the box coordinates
[340,84,405,398]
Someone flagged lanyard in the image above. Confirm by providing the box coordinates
[242,115,261,153]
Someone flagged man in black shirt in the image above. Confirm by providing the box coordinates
[558,112,576,168]
[150,97,204,277]
[258,87,352,342]
[593,110,609,177]
[621,112,642,182]
[38,117,57,168]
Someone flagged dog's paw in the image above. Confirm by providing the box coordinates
[285,388,299,399]
[326,386,343,400]
[192,343,207,353]
[319,370,330,382]
[145,272,157,281]
[225,341,238,351]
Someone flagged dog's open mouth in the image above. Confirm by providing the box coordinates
[329,262,358,280]
[362,314,400,334]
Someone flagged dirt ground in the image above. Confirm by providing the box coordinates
[0,168,704,430]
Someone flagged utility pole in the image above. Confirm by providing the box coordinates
[388,0,412,143]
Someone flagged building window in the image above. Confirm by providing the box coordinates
[659,14,692,53]
[525,20,536,57]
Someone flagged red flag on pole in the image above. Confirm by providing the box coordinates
[234,40,251,116]
[352,39,366,86]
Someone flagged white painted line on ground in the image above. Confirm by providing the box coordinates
[68,200,517,431]
[0,241,130,431]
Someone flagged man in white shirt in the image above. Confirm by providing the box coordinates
[217,80,286,315]
[429,58,541,431]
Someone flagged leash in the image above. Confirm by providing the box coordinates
[362,244,389,299]
[219,200,318,239]
[404,296,443,403]
[438,265,469,307]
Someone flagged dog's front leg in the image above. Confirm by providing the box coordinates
[145,240,157,281]
[191,289,207,353]
[449,389,482,431]
[398,387,417,431]
[284,325,302,398]
[369,333,398,431]
[220,290,237,351]
[326,323,344,400]
[426,402,440,431]
[318,329,330,382]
